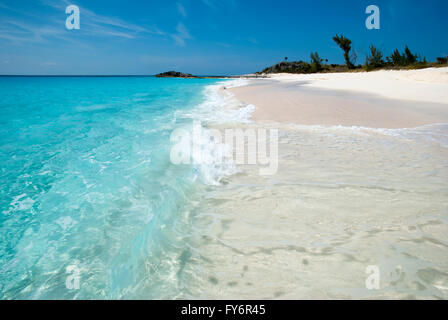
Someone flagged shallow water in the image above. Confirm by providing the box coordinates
[0,76,229,299]
[1,77,447,299]
[193,122,448,299]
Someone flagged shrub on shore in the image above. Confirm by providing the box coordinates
[365,45,384,70]
[310,52,324,72]
[388,49,406,66]
[258,52,330,74]
[257,38,445,74]
[386,46,420,68]
[260,60,312,74]
[436,57,448,64]
[404,46,418,65]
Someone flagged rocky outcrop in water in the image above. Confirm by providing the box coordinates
[155,71,197,78]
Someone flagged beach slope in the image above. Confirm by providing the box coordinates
[230,67,448,128]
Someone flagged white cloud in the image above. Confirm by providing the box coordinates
[177,2,187,17]
[0,19,65,44]
[41,0,165,39]
[171,22,191,47]
[2,0,191,48]
[248,38,258,44]
[201,0,237,10]
[176,22,191,39]
[201,0,217,9]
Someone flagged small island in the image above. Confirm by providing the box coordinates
[155,71,197,78]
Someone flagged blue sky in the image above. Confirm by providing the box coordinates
[1,0,447,75]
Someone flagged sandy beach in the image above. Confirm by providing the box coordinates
[230,68,448,128]
[194,68,448,299]
[3,0,448,303]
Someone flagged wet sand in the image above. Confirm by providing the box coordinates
[191,69,448,299]
[229,77,448,129]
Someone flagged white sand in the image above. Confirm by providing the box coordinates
[193,68,448,299]
[267,67,448,104]
[229,67,448,128]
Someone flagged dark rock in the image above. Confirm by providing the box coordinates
[155,71,197,78]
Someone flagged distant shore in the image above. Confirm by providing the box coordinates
[230,67,448,129]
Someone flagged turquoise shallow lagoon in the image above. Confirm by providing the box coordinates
[0,76,225,299]
[2,76,447,300]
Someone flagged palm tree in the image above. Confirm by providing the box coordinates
[333,34,354,69]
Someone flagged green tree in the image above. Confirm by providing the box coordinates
[365,45,384,70]
[404,46,417,65]
[333,34,354,69]
[436,57,448,64]
[389,49,405,66]
[310,52,323,72]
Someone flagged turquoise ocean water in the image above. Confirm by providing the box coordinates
[0,76,228,299]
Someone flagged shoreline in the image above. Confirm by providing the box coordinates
[230,67,448,129]
[193,72,448,299]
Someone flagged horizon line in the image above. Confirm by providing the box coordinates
[0,74,233,78]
